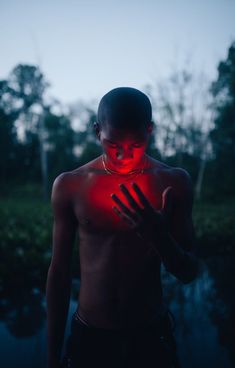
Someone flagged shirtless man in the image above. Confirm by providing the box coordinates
[46,87,200,368]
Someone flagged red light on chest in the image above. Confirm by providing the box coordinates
[79,174,161,231]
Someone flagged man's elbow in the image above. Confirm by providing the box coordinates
[47,261,72,284]
[180,270,198,285]
[179,256,203,285]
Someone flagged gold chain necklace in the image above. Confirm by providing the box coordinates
[102,154,148,180]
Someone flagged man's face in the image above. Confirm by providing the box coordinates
[98,122,152,173]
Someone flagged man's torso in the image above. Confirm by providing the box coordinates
[65,155,177,329]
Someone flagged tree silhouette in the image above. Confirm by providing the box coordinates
[210,41,235,196]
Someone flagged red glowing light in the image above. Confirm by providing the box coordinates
[73,169,163,234]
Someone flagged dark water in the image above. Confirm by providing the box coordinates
[0,255,234,368]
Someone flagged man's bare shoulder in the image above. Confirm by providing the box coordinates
[52,156,103,196]
[51,172,73,202]
[147,155,171,173]
[169,166,192,192]
[149,156,192,192]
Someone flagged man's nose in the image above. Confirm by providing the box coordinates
[116,147,133,160]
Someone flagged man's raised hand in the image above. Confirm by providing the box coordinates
[111,182,173,246]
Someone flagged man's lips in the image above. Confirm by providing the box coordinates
[117,162,132,167]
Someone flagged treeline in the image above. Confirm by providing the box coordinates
[0,42,235,201]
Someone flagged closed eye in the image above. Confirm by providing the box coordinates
[132,143,144,148]
[108,143,118,148]
[104,139,118,148]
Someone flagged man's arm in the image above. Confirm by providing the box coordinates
[111,171,202,284]
[157,168,201,284]
[46,173,77,368]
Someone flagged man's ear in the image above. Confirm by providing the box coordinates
[147,121,154,134]
[93,121,101,139]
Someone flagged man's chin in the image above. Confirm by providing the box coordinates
[116,164,138,173]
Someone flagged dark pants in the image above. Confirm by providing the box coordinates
[61,309,181,368]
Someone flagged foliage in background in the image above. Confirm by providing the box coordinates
[0,42,234,200]
[210,41,235,196]
[0,191,80,299]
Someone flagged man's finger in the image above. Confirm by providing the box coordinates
[112,206,136,227]
[111,193,138,220]
[132,182,153,211]
[119,183,143,214]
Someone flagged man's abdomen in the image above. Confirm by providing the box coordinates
[77,262,163,329]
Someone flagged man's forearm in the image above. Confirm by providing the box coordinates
[152,233,200,284]
[46,266,72,368]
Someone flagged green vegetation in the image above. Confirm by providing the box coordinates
[193,199,235,257]
[0,189,80,297]
[0,195,52,294]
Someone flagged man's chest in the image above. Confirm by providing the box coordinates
[72,173,166,233]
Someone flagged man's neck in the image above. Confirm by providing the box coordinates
[103,154,148,175]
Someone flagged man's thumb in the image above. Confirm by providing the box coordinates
[161,186,173,217]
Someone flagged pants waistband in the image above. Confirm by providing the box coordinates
[72,303,175,333]
[73,310,91,327]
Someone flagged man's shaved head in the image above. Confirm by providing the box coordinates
[97,87,152,130]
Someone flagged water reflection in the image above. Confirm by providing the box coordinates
[205,254,235,367]
[0,289,45,338]
[0,256,234,368]
[162,259,232,368]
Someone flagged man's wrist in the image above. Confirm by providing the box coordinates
[150,230,185,271]
[152,231,199,284]
[157,231,184,258]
